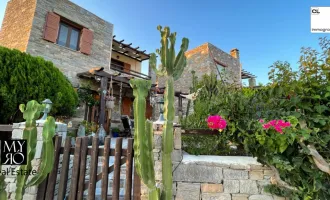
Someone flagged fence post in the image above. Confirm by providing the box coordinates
[2,121,67,200]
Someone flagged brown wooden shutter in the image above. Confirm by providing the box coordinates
[43,12,60,43]
[80,28,93,55]
[124,63,131,73]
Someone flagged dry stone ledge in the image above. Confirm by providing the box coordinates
[145,127,287,200]
[201,193,231,200]
[249,194,274,200]
[173,163,223,183]
[175,182,201,200]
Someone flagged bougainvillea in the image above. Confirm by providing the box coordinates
[260,119,291,134]
[207,115,227,131]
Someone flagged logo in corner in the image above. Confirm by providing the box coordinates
[311,7,320,15]
[0,140,27,165]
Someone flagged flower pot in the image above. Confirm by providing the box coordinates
[106,100,115,109]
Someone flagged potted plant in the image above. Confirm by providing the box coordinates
[111,127,120,137]
[105,91,115,109]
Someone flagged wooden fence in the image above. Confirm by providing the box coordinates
[37,136,141,200]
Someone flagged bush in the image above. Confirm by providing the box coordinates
[0,46,78,123]
[182,37,330,199]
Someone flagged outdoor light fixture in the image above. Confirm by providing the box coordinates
[153,96,165,129]
[40,99,52,120]
[95,75,101,82]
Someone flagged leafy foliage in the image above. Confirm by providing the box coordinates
[0,46,78,123]
[181,37,330,199]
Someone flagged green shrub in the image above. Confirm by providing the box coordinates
[182,37,330,199]
[0,46,78,123]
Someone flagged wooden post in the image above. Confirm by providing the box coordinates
[99,76,108,128]
[178,94,183,117]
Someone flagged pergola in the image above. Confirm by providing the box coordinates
[241,69,256,79]
[112,35,150,62]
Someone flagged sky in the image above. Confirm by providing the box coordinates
[0,0,329,85]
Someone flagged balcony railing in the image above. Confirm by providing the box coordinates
[110,63,151,80]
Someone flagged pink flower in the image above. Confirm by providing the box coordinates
[262,119,291,134]
[263,124,271,129]
[207,115,227,130]
[274,126,283,134]
[259,119,265,123]
[283,122,291,127]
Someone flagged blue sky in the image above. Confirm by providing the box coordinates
[0,0,329,84]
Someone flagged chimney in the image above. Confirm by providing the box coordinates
[230,48,240,60]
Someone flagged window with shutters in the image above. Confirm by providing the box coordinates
[43,12,94,55]
[57,22,81,51]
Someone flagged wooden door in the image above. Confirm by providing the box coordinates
[122,97,133,116]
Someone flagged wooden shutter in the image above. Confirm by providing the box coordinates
[124,63,131,73]
[122,97,132,116]
[43,12,60,43]
[80,28,93,55]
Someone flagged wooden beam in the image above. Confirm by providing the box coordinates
[99,76,108,127]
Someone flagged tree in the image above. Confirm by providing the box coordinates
[0,46,78,123]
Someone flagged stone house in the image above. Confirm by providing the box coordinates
[0,0,153,131]
[155,42,256,117]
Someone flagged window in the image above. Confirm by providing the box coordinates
[215,60,227,81]
[57,22,81,50]
[111,59,124,70]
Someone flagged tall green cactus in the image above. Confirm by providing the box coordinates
[0,100,56,200]
[150,26,189,200]
[130,79,160,200]
[131,26,188,200]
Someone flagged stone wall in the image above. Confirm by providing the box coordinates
[4,121,67,200]
[142,127,288,200]
[26,0,114,87]
[0,0,37,52]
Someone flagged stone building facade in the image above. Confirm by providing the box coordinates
[0,0,152,125]
[0,0,114,87]
[157,42,242,93]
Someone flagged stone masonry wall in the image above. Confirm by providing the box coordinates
[141,127,288,200]
[26,0,114,87]
[4,121,67,200]
[0,0,37,52]
[208,43,241,86]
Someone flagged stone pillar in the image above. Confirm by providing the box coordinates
[249,78,256,88]
[141,127,182,200]
[3,121,67,200]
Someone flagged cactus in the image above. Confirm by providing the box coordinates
[130,79,160,200]
[12,100,55,200]
[131,26,188,200]
[151,26,189,200]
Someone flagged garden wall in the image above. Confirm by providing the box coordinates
[141,127,289,200]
